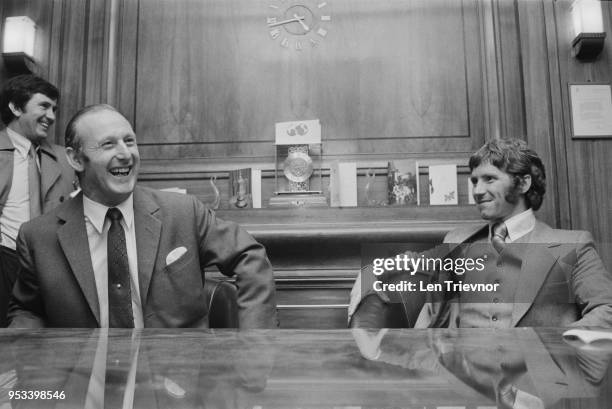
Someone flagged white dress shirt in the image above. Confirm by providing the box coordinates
[0,128,36,250]
[489,208,536,243]
[83,194,144,328]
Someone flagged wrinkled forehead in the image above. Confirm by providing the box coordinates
[25,92,57,106]
[75,109,134,143]
[470,161,509,177]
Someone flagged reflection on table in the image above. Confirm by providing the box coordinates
[0,328,611,408]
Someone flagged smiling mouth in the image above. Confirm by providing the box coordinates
[109,166,132,177]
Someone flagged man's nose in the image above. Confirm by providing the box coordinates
[472,180,485,196]
[46,108,55,122]
[115,141,130,158]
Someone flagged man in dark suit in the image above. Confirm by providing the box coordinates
[0,75,75,327]
[8,104,277,328]
[350,139,612,328]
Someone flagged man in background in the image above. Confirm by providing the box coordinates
[8,104,277,328]
[0,75,75,327]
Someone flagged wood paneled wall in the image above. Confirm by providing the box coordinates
[1,1,611,321]
[554,0,612,270]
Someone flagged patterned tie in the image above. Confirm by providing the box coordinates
[491,222,508,254]
[107,208,134,328]
[104,333,133,409]
[27,145,42,218]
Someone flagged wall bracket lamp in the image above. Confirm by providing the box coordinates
[572,32,606,61]
[2,16,37,74]
[571,0,606,61]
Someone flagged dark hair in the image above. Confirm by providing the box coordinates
[0,75,59,125]
[64,104,120,152]
[469,138,546,211]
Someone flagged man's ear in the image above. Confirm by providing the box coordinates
[8,102,22,118]
[519,174,532,194]
[65,147,85,173]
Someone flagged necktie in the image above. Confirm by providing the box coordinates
[107,208,134,328]
[491,222,508,254]
[104,333,134,409]
[28,145,42,218]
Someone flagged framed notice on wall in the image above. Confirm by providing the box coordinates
[569,83,612,138]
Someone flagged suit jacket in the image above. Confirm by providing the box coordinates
[0,128,75,219]
[8,186,278,328]
[417,220,612,328]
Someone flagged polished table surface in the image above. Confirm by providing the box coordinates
[0,328,611,408]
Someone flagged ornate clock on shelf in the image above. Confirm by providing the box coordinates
[266,0,332,51]
[269,119,327,207]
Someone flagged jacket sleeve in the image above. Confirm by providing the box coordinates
[193,197,278,328]
[569,231,612,328]
[7,226,46,328]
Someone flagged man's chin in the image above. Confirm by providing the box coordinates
[477,209,494,220]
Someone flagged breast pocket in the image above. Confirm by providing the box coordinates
[163,251,196,276]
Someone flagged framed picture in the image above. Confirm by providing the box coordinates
[569,83,612,139]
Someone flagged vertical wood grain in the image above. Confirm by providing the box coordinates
[554,0,612,270]
[134,0,480,159]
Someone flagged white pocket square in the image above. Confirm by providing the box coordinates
[166,246,187,266]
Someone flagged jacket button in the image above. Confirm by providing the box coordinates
[59,196,65,202]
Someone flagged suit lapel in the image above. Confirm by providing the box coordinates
[511,222,560,326]
[39,142,61,202]
[0,130,15,208]
[57,193,101,325]
[133,187,162,307]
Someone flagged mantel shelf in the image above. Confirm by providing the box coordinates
[216,206,481,243]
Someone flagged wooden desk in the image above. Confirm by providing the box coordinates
[1,328,610,408]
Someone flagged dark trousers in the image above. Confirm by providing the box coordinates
[0,245,19,327]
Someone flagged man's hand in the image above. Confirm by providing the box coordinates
[351,328,389,360]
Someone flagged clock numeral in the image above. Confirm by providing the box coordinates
[310,38,319,47]
[321,15,331,22]
[318,2,327,8]
[270,28,281,39]
[267,17,277,25]
[316,28,328,37]
[281,37,290,48]
[295,40,303,51]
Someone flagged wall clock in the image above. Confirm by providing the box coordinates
[267,1,332,50]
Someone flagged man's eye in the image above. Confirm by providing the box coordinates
[125,138,136,146]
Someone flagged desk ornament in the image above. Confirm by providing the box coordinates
[269,119,327,207]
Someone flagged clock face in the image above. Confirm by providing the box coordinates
[267,1,332,50]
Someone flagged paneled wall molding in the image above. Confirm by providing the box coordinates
[477,0,503,142]
[1,0,609,275]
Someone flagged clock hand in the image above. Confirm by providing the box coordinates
[268,15,305,28]
[293,14,310,31]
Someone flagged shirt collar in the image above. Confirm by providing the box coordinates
[6,127,32,158]
[489,208,535,243]
[83,193,135,235]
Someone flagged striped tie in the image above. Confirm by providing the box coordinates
[28,145,42,218]
[491,222,508,254]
